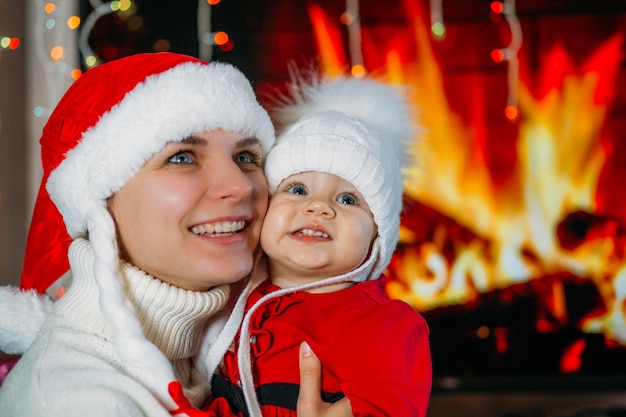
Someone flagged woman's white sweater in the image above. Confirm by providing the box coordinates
[0,238,230,416]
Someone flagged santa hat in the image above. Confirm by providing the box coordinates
[17,52,275,412]
[210,73,418,417]
[22,52,274,293]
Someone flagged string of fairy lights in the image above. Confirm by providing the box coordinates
[3,1,522,119]
[78,0,133,68]
[498,0,522,120]
[12,0,235,119]
[342,0,365,78]
[429,0,522,119]
[31,0,82,120]
[0,36,20,51]
[76,0,229,67]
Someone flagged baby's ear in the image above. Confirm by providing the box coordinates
[0,286,55,354]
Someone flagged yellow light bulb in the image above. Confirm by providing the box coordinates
[67,16,81,29]
[50,46,64,61]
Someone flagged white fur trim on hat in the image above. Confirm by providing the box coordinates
[48,61,274,238]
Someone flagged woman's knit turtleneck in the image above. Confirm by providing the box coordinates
[54,238,230,385]
[123,263,230,360]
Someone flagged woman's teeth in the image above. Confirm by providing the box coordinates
[191,220,245,235]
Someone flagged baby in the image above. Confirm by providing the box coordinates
[210,74,432,417]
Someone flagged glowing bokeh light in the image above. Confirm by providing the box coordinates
[219,39,234,52]
[71,69,82,80]
[154,39,170,52]
[67,16,81,29]
[55,287,66,299]
[0,38,9,48]
[431,22,445,37]
[45,19,56,29]
[207,0,221,4]
[490,1,504,14]
[351,64,366,78]
[119,0,132,11]
[110,1,121,12]
[340,12,354,25]
[213,31,229,46]
[33,106,44,117]
[50,46,64,61]
[504,105,518,120]
[85,55,97,67]
[476,326,490,339]
[44,3,55,14]
[491,49,504,62]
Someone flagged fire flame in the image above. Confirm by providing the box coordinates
[307,4,626,349]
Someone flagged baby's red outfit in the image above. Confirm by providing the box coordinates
[214,277,432,417]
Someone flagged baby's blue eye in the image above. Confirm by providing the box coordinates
[286,184,308,195]
[337,194,357,205]
[168,151,193,164]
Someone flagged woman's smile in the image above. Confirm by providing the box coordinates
[191,220,247,236]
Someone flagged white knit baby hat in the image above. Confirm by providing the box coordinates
[20,52,275,412]
[266,74,416,284]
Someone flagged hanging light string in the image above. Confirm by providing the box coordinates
[343,0,365,77]
[201,0,234,56]
[32,0,83,119]
[78,1,115,67]
[197,0,212,62]
[78,0,133,68]
[501,0,522,119]
[430,0,522,119]
[490,0,522,119]
[430,0,445,38]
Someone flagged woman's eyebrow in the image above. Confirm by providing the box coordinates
[236,137,262,148]
[177,136,260,147]
[181,136,208,145]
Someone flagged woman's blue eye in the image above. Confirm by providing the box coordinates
[168,151,193,164]
[337,194,357,205]
[286,184,308,195]
[234,150,261,166]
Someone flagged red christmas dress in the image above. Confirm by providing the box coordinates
[214,277,432,417]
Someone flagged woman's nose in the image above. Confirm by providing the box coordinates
[208,160,254,201]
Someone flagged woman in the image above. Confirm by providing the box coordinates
[0,52,350,417]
